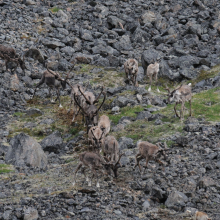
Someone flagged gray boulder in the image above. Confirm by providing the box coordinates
[42,38,65,49]
[24,207,38,220]
[5,133,47,168]
[111,96,135,108]
[165,191,188,210]
[40,131,63,153]
[136,111,152,120]
[118,137,134,150]
[61,46,75,56]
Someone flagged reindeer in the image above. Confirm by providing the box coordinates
[103,136,119,163]
[73,151,124,187]
[88,126,105,152]
[67,83,86,122]
[146,60,160,92]
[73,87,106,133]
[0,44,26,73]
[32,65,74,107]
[124,58,139,87]
[76,86,103,125]
[194,211,211,220]
[98,115,111,136]
[166,83,192,121]
[133,141,168,174]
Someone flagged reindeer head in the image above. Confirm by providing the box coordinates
[104,153,124,178]
[73,89,106,132]
[90,127,105,149]
[165,84,182,103]
[128,60,137,75]
[155,143,169,161]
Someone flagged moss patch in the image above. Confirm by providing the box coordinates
[0,164,14,174]
[191,63,220,86]
[107,105,144,124]
[111,120,183,143]
[49,6,61,13]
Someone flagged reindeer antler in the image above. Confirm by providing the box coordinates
[114,152,124,167]
[63,64,75,80]
[90,128,97,140]
[94,90,106,115]
[175,84,183,91]
[47,65,64,81]
[165,84,170,93]
[73,93,87,116]
[94,86,104,104]
[78,85,91,105]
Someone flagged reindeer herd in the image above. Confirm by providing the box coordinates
[0,43,212,219]
[0,44,193,186]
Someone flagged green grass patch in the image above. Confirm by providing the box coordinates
[191,63,220,86]
[49,6,61,13]
[191,87,220,121]
[0,164,14,174]
[65,158,75,163]
[13,112,24,117]
[111,119,184,143]
[108,105,144,124]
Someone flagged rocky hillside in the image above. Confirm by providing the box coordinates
[0,0,220,219]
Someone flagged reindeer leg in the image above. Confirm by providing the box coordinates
[135,74,138,87]
[174,103,180,118]
[189,99,192,116]
[72,103,77,122]
[148,75,152,92]
[134,153,143,173]
[81,167,89,182]
[73,162,83,186]
[156,74,160,93]
[181,102,185,121]
[142,157,149,175]
[68,99,72,114]
[57,88,63,108]
[49,88,55,103]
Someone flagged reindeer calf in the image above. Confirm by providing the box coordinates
[103,136,119,163]
[194,211,211,220]
[133,141,167,174]
[98,115,111,136]
[73,151,111,187]
[146,61,160,92]
[166,83,192,121]
[124,58,139,87]
[73,151,124,187]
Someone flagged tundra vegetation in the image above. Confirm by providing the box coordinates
[1,0,220,219]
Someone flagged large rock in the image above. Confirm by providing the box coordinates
[118,137,134,150]
[40,131,63,153]
[111,96,135,108]
[25,48,45,64]
[107,16,125,29]
[141,11,156,24]
[112,35,133,51]
[42,38,65,49]
[165,191,188,210]
[23,207,38,220]
[10,74,20,91]
[5,133,47,168]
